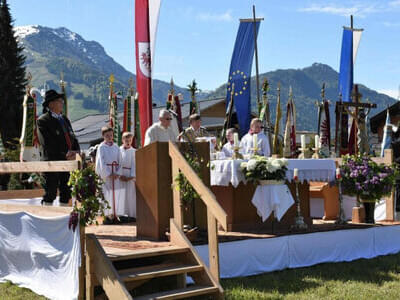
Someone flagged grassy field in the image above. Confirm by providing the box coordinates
[1,252,400,299]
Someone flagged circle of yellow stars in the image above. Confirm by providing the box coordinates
[227,69,248,96]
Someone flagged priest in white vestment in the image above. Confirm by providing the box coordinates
[95,126,123,219]
[119,132,136,218]
[240,118,271,157]
[222,128,237,158]
[144,109,177,146]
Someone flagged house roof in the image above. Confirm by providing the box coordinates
[72,97,226,145]
[370,101,400,133]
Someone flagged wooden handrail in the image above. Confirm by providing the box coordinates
[168,141,227,231]
[0,160,80,174]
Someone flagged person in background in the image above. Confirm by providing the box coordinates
[222,128,238,158]
[240,118,271,156]
[119,132,136,220]
[144,109,177,146]
[37,89,80,206]
[95,126,122,223]
[179,114,212,143]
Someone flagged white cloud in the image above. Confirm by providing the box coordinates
[390,0,400,7]
[197,10,233,22]
[383,21,400,27]
[378,89,399,99]
[299,3,381,18]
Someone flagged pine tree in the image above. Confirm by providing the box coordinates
[0,0,27,148]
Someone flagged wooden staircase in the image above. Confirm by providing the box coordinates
[86,220,222,299]
[86,142,227,299]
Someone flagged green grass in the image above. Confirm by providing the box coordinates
[0,281,46,300]
[2,253,400,299]
[222,252,400,300]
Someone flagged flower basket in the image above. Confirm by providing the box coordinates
[340,154,398,223]
[240,156,288,183]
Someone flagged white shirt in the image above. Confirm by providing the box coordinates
[222,142,234,158]
[144,122,177,146]
[240,132,271,157]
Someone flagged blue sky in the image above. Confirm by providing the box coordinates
[8,0,400,98]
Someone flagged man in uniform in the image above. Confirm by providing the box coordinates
[179,114,211,143]
[37,89,80,206]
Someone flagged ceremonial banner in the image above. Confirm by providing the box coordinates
[338,28,354,103]
[135,0,161,145]
[226,21,260,136]
[283,89,296,158]
[318,100,331,155]
[381,109,392,157]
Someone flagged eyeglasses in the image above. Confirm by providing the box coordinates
[165,118,172,121]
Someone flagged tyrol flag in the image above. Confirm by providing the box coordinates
[135,0,161,146]
[226,20,260,136]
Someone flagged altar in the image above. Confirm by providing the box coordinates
[210,158,336,231]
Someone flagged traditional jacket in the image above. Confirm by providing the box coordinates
[181,126,210,143]
[37,111,80,161]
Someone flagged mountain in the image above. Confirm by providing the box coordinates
[209,63,398,131]
[14,25,194,121]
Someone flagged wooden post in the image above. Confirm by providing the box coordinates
[172,163,183,229]
[85,233,95,300]
[78,225,85,300]
[207,208,220,283]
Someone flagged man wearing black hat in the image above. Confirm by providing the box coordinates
[37,89,80,206]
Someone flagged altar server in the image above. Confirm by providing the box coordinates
[240,118,271,156]
[95,126,122,221]
[222,128,237,158]
[119,132,136,218]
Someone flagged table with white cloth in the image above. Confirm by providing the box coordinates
[210,158,336,231]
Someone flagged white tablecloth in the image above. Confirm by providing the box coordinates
[251,184,295,221]
[210,158,336,187]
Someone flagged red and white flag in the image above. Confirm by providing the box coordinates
[135,0,161,146]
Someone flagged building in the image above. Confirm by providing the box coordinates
[72,97,226,150]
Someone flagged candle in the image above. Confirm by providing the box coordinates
[301,135,306,149]
[233,133,239,147]
[315,135,319,149]
[253,133,258,149]
[336,168,341,180]
[294,168,299,181]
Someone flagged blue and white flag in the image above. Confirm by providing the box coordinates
[381,109,392,157]
[338,27,363,102]
[226,21,260,136]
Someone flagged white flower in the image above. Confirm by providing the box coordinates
[240,162,248,170]
[247,159,258,171]
[278,158,288,167]
[266,161,278,173]
[271,159,281,170]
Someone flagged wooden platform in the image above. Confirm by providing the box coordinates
[86,219,400,255]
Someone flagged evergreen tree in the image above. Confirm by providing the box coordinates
[0,0,27,148]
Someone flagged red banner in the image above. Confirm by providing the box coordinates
[135,0,152,146]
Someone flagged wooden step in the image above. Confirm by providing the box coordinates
[134,285,219,300]
[119,262,203,282]
[108,246,189,261]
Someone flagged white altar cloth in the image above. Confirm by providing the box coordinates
[251,184,295,221]
[0,211,81,300]
[211,158,336,187]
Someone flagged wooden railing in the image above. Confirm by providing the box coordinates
[168,141,227,284]
[0,156,84,299]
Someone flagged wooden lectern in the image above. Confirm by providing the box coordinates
[136,142,210,240]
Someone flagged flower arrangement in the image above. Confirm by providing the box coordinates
[240,156,288,183]
[340,154,397,202]
[68,165,109,231]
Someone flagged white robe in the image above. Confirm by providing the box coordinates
[240,132,271,157]
[95,142,123,217]
[144,122,177,146]
[222,142,234,158]
[119,146,136,217]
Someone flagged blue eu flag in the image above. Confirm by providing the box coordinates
[226,21,260,136]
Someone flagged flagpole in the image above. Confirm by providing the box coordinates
[252,5,261,115]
